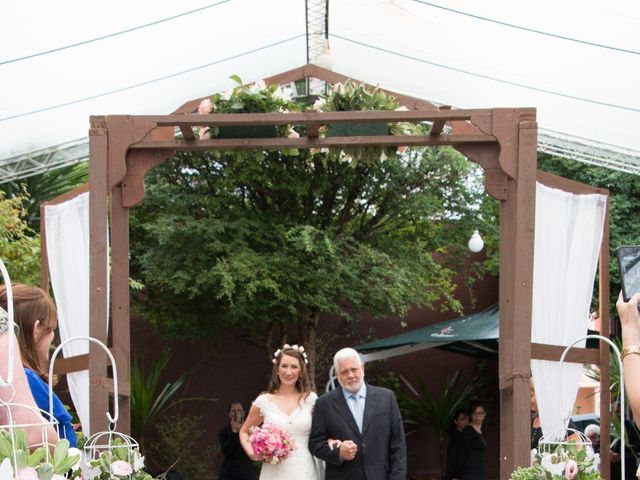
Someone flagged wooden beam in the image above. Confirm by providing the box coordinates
[133,109,498,126]
[430,106,451,136]
[130,134,496,151]
[530,343,600,363]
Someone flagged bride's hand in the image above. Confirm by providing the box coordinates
[328,438,342,450]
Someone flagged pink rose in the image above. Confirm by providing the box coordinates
[396,146,409,154]
[16,467,39,480]
[198,98,213,115]
[111,460,133,476]
[288,128,300,139]
[565,459,578,480]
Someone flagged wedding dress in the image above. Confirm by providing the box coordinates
[253,392,322,480]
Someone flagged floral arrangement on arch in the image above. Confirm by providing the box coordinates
[0,428,82,480]
[196,76,424,165]
[510,442,600,480]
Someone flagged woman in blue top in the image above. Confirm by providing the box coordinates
[0,284,77,447]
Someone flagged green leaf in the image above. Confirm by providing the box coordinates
[38,462,54,480]
[229,74,243,85]
[52,438,69,466]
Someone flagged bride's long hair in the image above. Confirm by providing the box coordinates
[267,346,312,398]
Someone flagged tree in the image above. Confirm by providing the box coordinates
[129,80,488,386]
[0,163,88,232]
[0,191,40,285]
[130,143,486,384]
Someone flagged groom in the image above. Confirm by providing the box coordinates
[309,347,406,480]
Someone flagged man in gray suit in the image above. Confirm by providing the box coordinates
[309,347,406,480]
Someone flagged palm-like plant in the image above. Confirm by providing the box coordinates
[130,348,188,453]
[397,369,480,477]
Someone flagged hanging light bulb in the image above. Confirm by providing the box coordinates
[468,230,484,252]
[315,39,333,70]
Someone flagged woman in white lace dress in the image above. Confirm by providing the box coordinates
[240,344,321,480]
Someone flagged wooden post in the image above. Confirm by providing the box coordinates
[110,184,131,434]
[498,117,538,478]
[88,118,111,434]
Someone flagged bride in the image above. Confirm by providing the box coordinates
[240,344,321,480]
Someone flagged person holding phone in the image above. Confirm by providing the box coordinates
[219,400,255,480]
[617,290,640,426]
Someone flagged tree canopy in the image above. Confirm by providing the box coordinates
[0,191,40,285]
[130,144,485,364]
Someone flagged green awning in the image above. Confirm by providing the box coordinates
[356,304,500,361]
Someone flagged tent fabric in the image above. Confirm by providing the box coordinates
[356,304,500,361]
[530,182,607,442]
[43,192,91,435]
[1,0,639,162]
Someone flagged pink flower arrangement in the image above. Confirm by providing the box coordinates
[564,459,578,480]
[111,460,134,476]
[249,423,295,465]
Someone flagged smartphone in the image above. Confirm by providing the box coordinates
[617,246,640,301]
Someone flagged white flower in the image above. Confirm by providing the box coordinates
[80,461,101,480]
[133,451,145,472]
[67,447,82,470]
[380,151,388,161]
[287,128,300,139]
[540,454,565,476]
[222,89,233,101]
[51,475,66,480]
[111,460,133,476]
[273,86,293,101]
[395,106,409,111]
[312,98,326,111]
[0,458,13,480]
[332,83,345,94]
[249,79,267,93]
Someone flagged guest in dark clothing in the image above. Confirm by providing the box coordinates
[455,402,487,480]
[219,401,255,480]
[444,408,469,480]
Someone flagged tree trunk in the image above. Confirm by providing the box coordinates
[302,312,319,392]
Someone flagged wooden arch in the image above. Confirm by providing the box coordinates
[78,64,609,479]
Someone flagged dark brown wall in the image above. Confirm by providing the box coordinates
[130,269,499,479]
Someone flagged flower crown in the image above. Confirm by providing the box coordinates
[273,344,308,365]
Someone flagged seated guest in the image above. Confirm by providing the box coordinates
[0,303,59,446]
[584,424,600,453]
[0,284,77,447]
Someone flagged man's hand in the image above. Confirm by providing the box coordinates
[339,440,358,461]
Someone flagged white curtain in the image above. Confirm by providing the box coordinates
[531,182,607,442]
[44,192,91,435]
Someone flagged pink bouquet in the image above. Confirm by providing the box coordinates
[249,423,296,464]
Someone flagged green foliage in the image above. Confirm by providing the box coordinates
[395,368,480,477]
[0,162,88,231]
[0,191,40,285]
[130,142,483,341]
[0,429,80,479]
[512,442,600,480]
[130,348,188,444]
[150,412,217,480]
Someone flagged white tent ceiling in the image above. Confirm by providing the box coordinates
[2,0,639,181]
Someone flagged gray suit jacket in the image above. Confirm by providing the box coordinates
[309,384,407,480]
